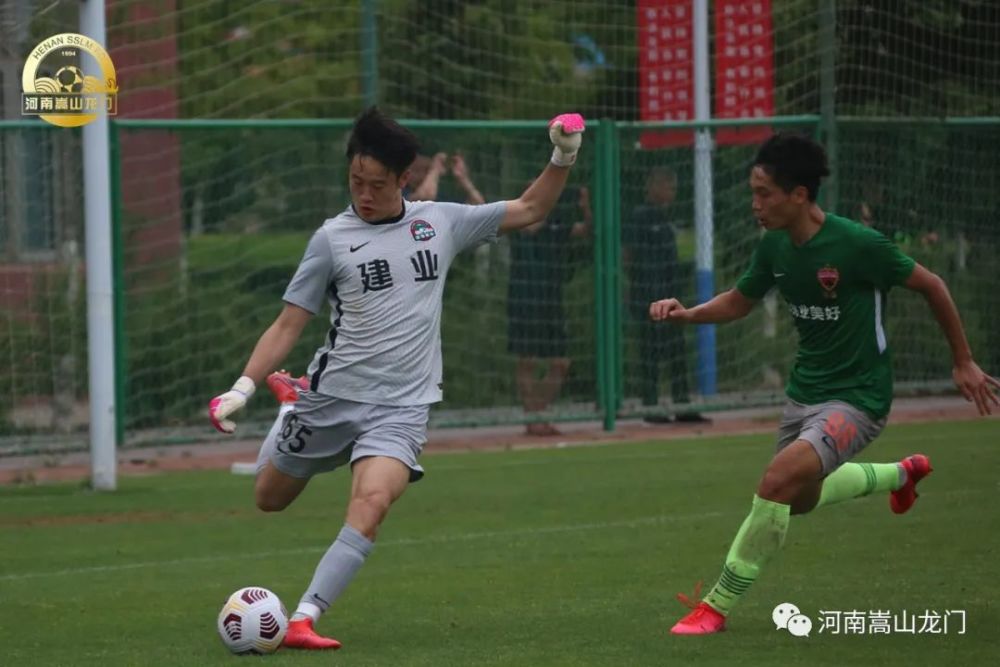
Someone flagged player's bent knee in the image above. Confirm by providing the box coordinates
[789,489,820,515]
[759,444,823,503]
[346,489,394,537]
[253,462,308,512]
[757,469,803,504]
[254,488,292,513]
[350,488,393,519]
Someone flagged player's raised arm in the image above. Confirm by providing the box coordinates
[903,262,1000,415]
[650,288,757,324]
[208,303,313,433]
[499,113,585,235]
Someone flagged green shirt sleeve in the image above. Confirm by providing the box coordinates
[857,226,916,290]
[735,237,774,299]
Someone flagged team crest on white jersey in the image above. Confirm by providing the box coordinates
[818,265,839,299]
[410,220,436,241]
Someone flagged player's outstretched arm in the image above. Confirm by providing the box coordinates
[208,303,313,433]
[499,113,585,235]
[650,288,756,324]
[904,263,1000,416]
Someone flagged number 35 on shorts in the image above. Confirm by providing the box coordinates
[279,414,313,453]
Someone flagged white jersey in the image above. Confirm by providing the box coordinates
[283,200,506,405]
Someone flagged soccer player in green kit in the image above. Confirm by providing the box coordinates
[651,132,1000,635]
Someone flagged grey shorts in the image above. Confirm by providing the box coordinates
[256,391,430,482]
[776,400,887,475]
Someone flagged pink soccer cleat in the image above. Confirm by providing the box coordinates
[266,370,308,405]
[670,601,727,635]
[282,618,342,651]
[890,454,933,514]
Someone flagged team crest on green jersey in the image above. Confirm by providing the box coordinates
[817,266,839,299]
[410,220,436,241]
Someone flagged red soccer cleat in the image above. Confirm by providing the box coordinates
[890,454,933,515]
[670,601,727,635]
[266,370,309,405]
[282,618,342,650]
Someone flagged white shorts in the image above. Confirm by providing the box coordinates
[256,390,430,482]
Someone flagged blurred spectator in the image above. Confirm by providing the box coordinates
[857,182,938,247]
[507,186,591,436]
[409,152,485,204]
[623,167,708,424]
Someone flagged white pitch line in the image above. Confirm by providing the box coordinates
[0,511,726,582]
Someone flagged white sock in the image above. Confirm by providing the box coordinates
[292,602,321,623]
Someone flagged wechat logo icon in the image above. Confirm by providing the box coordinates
[773,602,812,638]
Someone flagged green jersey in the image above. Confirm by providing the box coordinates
[736,213,916,419]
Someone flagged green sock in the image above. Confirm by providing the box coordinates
[704,495,790,615]
[816,462,903,509]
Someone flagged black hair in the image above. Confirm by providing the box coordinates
[346,106,420,177]
[753,132,830,201]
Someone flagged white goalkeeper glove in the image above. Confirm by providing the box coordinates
[548,113,586,167]
[208,376,256,434]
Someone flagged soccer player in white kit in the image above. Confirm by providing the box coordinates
[208,107,586,650]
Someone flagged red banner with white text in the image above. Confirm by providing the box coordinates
[637,0,694,148]
[714,0,775,145]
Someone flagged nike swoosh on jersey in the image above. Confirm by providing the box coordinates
[350,241,371,252]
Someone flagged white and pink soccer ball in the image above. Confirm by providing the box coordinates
[217,587,288,655]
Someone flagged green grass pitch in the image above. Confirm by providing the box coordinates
[2,418,998,666]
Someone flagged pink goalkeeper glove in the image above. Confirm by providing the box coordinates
[548,113,585,167]
[208,376,256,434]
